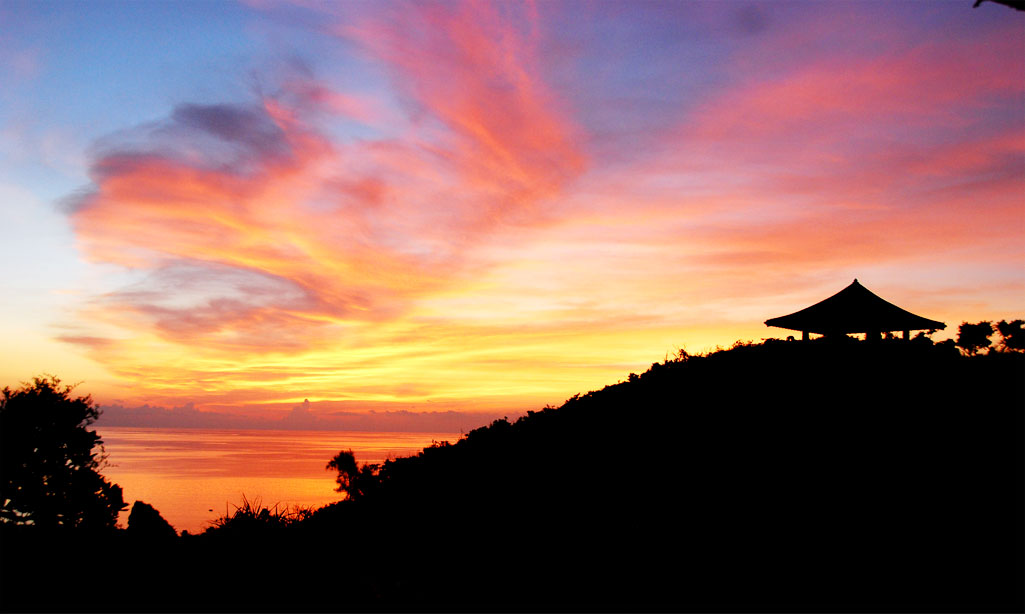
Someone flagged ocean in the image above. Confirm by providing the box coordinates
[96,427,460,534]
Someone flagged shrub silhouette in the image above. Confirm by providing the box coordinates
[0,376,126,530]
[206,493,313,534]
[996,319,1025,353]
[956,320,994,355]
[126,500,177,540]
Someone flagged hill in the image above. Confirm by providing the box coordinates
[3,339,1023,612]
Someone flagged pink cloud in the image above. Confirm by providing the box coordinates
[54,2,1024,417]
[61,2,593,408]
[338,1,587,222]
[698,9,1022,128]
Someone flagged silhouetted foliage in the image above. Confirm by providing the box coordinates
[956,320,994,355]
[126,500,177,540]
[205,493,314,534]
[995,319,1025,353]
[302,339,1023,612]
[0,376,126,530]
[326,449,381,501]
[911,329,938,345]
[3,342,1022,612]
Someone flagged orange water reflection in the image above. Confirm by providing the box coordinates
[97,427,459,534]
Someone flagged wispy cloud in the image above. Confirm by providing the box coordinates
[51,1,1024,417]
[337,1,586,220]
[60,1,594,410]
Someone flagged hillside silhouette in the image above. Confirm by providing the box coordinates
[2,338,1023,612]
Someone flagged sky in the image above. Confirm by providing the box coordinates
[1,0,1023,431]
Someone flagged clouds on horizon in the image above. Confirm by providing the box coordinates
[95,398,512,434]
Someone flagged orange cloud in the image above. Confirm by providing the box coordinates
[62,2,593,410]
[52,2,1023,419]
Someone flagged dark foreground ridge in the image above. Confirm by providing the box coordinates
[3,340,1023,612]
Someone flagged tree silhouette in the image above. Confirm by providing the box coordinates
[326,449,381,501]
[995,319,1025,353]
[955,321,994,356]
[0,376,126,530]
[127,500,177,540]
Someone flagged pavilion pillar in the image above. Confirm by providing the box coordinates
[802,331,809,341]
[903,330,910,340]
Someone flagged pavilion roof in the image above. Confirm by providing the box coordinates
[764,279,946,335]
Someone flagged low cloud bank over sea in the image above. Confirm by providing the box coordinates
[97,398,514,433]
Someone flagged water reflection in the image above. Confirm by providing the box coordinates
[97,427,458,534]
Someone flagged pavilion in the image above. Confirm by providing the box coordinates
[764,279,946,341]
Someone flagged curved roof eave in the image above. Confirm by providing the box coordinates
[763,279,946,334]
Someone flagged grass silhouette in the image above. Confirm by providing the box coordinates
[207,494,316,532]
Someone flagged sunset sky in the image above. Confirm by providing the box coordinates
[2,0,1023,430]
